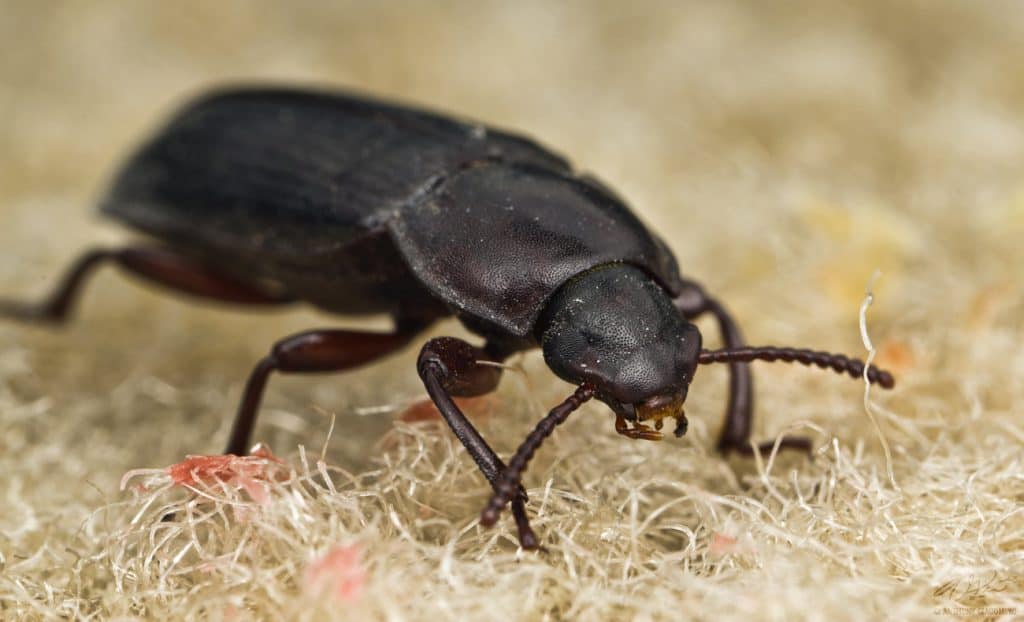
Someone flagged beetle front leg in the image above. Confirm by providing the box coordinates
[674,280,811,455]
[416,337,539,549]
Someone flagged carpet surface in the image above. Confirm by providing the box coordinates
[1,2,1023,620]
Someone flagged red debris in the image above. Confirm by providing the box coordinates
[874,338,916,375]
[304,544,366,603]
[165,443,287,504]
[709,532,739,556]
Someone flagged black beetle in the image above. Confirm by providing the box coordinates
[1,87,893,549]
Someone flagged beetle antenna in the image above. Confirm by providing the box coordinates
[479,384,595,529]
[698,346,895,388]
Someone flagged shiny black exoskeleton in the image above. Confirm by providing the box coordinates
[1,87,894,549]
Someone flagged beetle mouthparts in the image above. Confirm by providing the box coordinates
[636,393,685,424]
[614,393,688,441]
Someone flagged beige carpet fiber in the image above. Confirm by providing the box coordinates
[1,2,1023,620]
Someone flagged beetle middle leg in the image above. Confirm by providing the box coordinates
[226,327,419,455]
[416,337,540,549]
[0,245,293,323]
[674,280,811,455]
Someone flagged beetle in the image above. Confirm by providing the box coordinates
[0,87,893,549]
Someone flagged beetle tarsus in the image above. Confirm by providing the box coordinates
[518,530,540,551]
[0,300,63,323]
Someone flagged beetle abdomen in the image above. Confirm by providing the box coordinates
[101,87,571,268]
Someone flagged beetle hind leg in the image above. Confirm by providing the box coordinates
[0,245,294,324]
[0,249,112,323]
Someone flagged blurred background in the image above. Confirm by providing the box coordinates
[2,1,1023,618]
[4,1,1023,302]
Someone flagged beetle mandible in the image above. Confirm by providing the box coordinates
[0,87,894,549]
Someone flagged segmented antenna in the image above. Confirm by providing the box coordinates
[698,346,895,388]
[479,384,595,528]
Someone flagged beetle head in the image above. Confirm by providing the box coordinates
[537,264,700,438]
